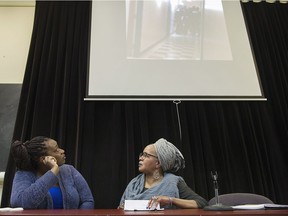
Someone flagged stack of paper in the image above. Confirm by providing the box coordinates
[0,207,24,212]
[124,200,164,211]
[232,204,288,210]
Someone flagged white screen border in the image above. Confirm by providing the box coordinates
[86,0,265,101]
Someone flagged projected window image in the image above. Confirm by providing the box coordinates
[126,0,232,60]
[87,0,263,100]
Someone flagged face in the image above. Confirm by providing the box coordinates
[138,144,159,174]
[45,139,66,166]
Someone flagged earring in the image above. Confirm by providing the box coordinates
[153,170,160,180]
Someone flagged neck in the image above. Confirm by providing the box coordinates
[37,168,47,176]
[36,164,50,176]
[145,172,164,188]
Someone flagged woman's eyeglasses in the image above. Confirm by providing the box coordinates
[139,152,158,159]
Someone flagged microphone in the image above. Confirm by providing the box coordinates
[203,171,233,211]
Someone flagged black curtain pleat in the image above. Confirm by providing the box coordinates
[2,0,288,209]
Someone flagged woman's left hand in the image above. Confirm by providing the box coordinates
[147,196,172,209]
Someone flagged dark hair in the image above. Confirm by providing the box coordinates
[11,136,50,171]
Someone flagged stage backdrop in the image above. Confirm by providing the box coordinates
[1,1,288,209]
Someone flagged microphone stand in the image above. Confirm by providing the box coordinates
[203,171,233,211]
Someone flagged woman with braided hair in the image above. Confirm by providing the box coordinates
[10,136,94,209]
[119,138,207,209]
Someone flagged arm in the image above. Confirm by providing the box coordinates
[148,178,208,209]
[118,182,130,209]
[71,167,94,209]
[118,175,141,209]
[10,156,62,209]
[10,170,58,209]
[177,178,208,208]
[148,195,199,209]
[169,197,199,209]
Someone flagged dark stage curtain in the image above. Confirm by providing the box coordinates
[2,1,288,209]
[1,1,91,207]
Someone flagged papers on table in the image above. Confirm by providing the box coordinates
[263,204,288,209]
[124,200,164,211]
[232,204,266,210]
[232,203,288,210]
[0,207,24,212]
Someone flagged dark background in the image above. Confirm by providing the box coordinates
[1,1,288,209]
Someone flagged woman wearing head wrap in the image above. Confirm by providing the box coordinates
[119,138,208,209]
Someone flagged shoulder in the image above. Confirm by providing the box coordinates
[131,173,144,181]
[163,173,184,186]
[127,173,144,185]
[59,164,80,176]
[164,173,182,181]
[59,164,74,170]
[13,170,37,183]
[14,170,36,178]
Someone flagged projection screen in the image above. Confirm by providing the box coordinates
[86,0,265,101]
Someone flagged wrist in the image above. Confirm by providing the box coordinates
[51,165,59,175]
[168,197,173,206]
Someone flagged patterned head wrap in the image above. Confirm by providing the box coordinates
[153,138,185,172]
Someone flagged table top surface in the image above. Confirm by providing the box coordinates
[1,209,288,216]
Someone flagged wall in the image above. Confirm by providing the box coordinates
[0,172,4,204]
[0,2,35,202]
[0,2,35,84]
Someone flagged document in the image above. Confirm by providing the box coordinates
[232,204,288,210]
[124,200,164,211]
[0,207,24,212]
[264,204,288,209]
[232,204,266,210]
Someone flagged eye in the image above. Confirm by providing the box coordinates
[139,152,158,158]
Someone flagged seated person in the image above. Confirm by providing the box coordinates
[10,136,94,209]
[119,138,208,209]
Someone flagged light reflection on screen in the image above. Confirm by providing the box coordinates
[126,0,232,60]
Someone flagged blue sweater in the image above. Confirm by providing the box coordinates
[10,164,94,209]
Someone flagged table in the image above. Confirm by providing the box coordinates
[1,209,288,216]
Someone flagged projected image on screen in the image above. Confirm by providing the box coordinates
[87,0,264,100]
[126,0,232,60]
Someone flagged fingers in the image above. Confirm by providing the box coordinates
[45,156,57,163]
[148,196,159,209]
[41,156,59,175]
[147,196,172,209]
[43,156,57,167]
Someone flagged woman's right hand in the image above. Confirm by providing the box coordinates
[43,156,59,174]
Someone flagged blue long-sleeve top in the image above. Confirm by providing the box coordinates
[10,164,94,209]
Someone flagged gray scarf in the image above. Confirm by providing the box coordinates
[119,173,181,209]
[154,138,185,172]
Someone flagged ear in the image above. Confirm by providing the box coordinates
[155,161,160,168]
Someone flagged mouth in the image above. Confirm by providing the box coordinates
[138,163,143,167]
